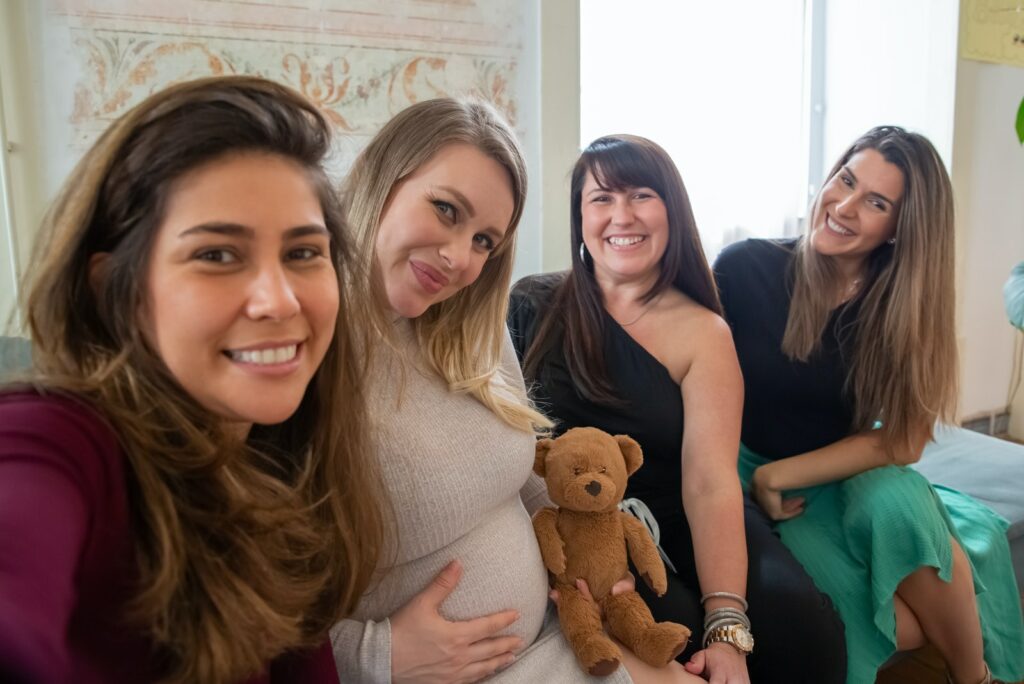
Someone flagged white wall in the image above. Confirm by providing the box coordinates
[951,58,1024,435]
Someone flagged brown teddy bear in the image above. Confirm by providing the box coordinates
[532,427,691,676]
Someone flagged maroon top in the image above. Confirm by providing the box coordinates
[0,392,338,683]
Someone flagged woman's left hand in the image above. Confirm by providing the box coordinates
[750,467,805,521]
[683,643,750,684]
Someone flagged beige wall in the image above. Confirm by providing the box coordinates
[0,0,544,330]
[538,0,578,273]
[951,56,1024,437]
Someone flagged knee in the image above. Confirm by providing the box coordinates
[840,466,934,535]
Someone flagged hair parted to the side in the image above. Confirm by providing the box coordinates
[19,75,387,683]
[783,125,958,456]
[343,97,550,434]
[522,134,721,404]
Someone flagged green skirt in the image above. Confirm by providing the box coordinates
[738,444,1024,684]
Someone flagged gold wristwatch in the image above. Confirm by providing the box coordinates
[704,623,754,655]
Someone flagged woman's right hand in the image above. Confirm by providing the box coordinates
[390,560,525,684]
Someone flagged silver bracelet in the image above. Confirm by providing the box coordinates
[703,607,750,630]
[704,615,751,634]
[700,591,748,611]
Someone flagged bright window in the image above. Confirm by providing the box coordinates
[581,0,809,257]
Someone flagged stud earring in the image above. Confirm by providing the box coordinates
[887,237,896,245]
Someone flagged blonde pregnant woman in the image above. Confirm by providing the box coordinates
[329,99,702,684]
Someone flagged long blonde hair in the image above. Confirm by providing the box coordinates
[343,98,549,433]
[782,126,957,455]
[19,76,386,682]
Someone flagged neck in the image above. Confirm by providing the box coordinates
[596,269,660,309]
[830,253,868,284]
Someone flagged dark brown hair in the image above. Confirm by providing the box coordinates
[523,134,721,404]
[21,75,386,682]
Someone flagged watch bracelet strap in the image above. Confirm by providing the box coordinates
[702,621,752,651]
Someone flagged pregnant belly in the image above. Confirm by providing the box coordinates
[354,496,551,645]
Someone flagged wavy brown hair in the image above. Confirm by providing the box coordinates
[523,134,721,404]
[344,97,549,433]
[18,76,385,682]
[782,126,958,456]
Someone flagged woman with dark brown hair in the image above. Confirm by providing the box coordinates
[0,76,386,683]
[509,134,847,684]
[715,126,1024,684]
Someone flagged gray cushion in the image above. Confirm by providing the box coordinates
[913,424,1024,590]
[0,336,32,380]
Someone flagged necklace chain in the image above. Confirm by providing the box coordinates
[615,292,664,327]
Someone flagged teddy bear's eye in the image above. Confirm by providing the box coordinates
[599,467,607,474]
[572,466,584,475]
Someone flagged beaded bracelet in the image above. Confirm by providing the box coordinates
[700,591,748,611]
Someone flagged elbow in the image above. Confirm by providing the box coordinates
[888,432,929,466]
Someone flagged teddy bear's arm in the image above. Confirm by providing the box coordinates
[532,507,567,576]
[620,512,668,596]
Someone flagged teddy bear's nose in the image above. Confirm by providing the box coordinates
[585,480,602,496]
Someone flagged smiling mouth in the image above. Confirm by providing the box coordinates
[225,343,299,365]
[606,235,646,247]
[825,216,854,237]
[410,260,449,294]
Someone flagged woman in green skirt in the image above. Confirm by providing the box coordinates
[713,126,1024,684]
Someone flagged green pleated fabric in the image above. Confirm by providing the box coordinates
[738,444,1024,684]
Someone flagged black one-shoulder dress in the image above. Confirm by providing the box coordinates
[509,272,847,684]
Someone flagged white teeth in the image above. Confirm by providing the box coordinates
[826,216,853,236]
[229,344,297,365]
[608,236,645,246]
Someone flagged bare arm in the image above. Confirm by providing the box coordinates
[679,315,748,610]
[753,423,929,493]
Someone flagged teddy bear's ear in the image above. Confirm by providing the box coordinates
[615,435,644,475]
[534,439,554,477]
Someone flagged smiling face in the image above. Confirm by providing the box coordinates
[811,148,905,273]
[374,143,514,318]
[580,171,670,286]
[143,152,339,434]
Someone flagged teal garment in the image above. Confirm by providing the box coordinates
[739,444,1024,684]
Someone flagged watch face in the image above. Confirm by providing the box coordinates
[733,626,754,651]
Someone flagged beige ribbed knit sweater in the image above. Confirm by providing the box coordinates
[330,321,631,683]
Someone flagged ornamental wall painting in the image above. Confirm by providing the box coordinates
[46,0,526,172]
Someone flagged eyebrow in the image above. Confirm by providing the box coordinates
[177,222,330,239]
[436,185,477,219]
[434,185,508,243]
[841,166,897,206]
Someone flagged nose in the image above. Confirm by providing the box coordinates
[246,265,301,320]
[611,200,635,226]
[835,193,858,218]
[585,480,602,497]
[438,235,473,273]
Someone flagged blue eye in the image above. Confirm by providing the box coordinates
[433,200,457,221]
[473,234,496,252]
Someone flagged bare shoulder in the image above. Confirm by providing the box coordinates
[661,290,734,349]
[631,290,735,383]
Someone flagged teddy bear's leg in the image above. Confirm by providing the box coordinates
[555,582,623,676]
[602,590,691,668]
